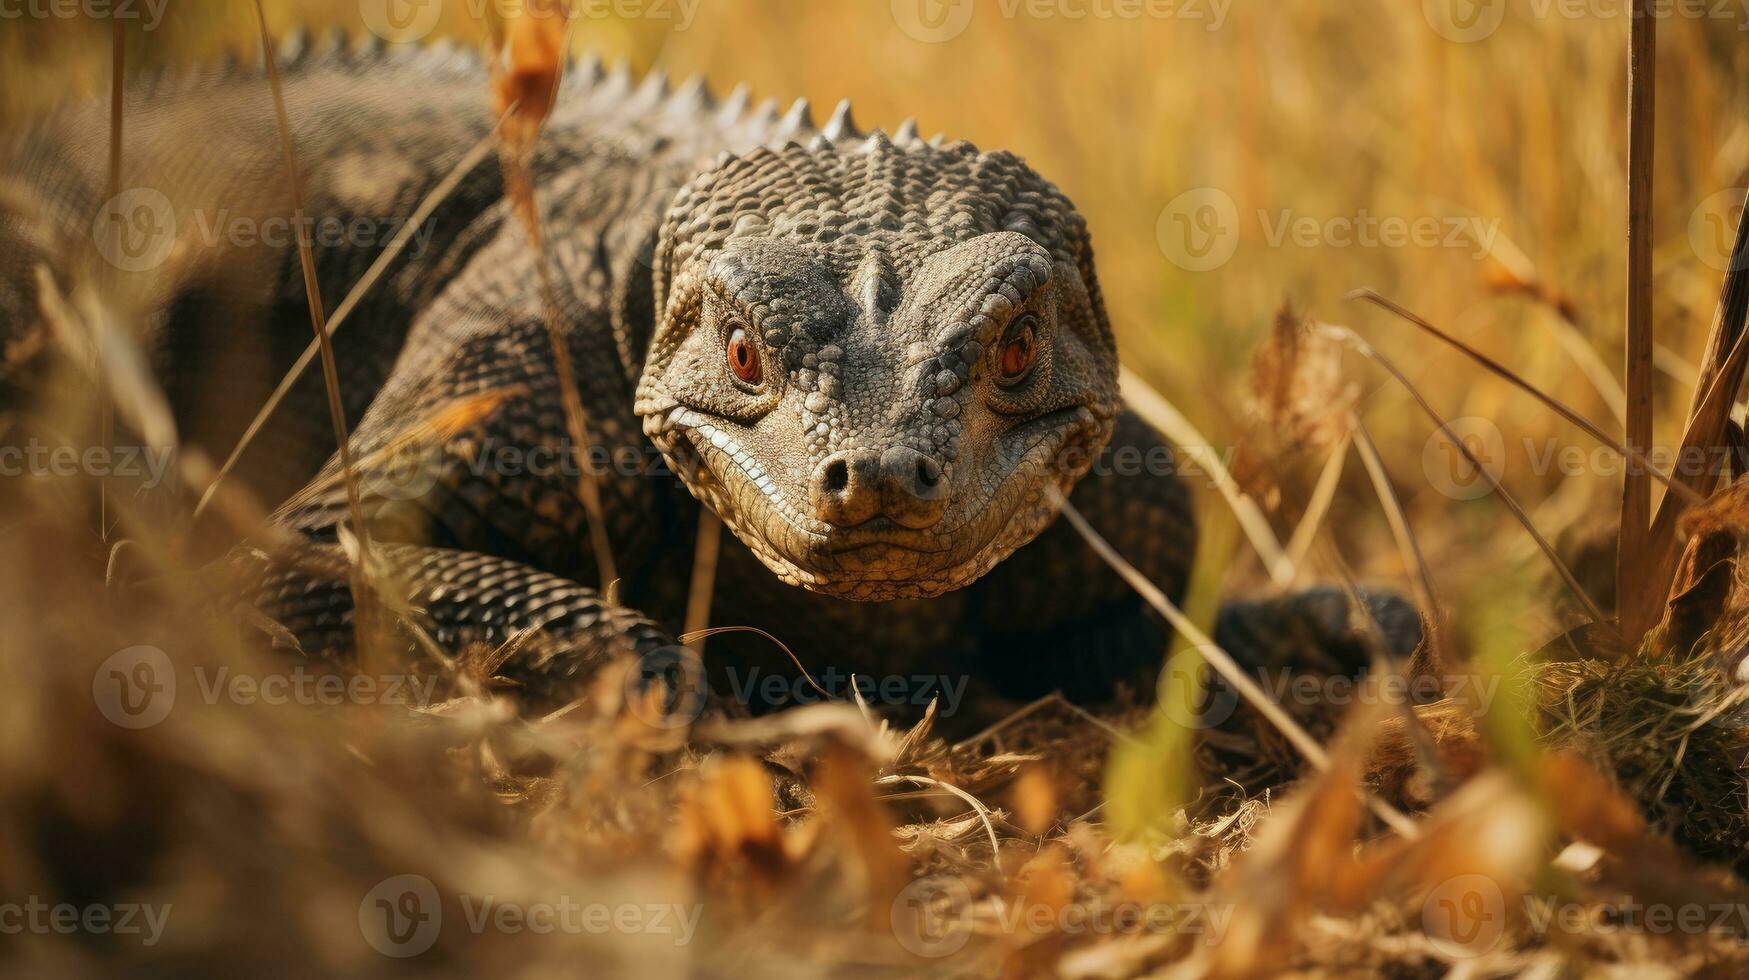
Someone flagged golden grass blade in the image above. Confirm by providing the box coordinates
[1483,234,1629,424]
[250,0,377,652]
[34,268,175,454]
[1681,229,1749,415]
[1654,342,1699,388]
[277,387,521,513]
[1629,313,1749,648]
[873,774,1003,869]
[1348,289,1700,507]
[1119,366,1294,586]
[34,268,283,550]
[1047,484,1421,839]
[487,6,619,590]
[1620,5,1658,639]
[1350,415,1446,671]
[678,624,832,701]
[1319,325,1611,629]
[190,121,507,525]
[1621,188,1749,644]
[250,5,363,515]
[99,19,122,538]
[1283,428,1351,573]
[683,507,722,655]
[1548,313,1631,427]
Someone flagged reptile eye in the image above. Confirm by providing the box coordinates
[726,326,762,385]
[997,314,1038,383]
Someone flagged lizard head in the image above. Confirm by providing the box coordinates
[636,132,1119,600]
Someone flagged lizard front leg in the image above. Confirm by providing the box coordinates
[254,251,688,709]
[969,410,1423,708]
[969,409,1198,703]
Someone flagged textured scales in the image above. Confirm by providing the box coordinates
[641,138,1119,598]
[0,35,1414,721]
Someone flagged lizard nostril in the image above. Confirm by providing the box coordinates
[915,457,941,488]
[822,458,850,493]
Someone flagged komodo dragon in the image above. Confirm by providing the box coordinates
[0,31,1418,725]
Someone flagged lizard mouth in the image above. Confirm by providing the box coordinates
[820,522,952,555]
[658,404,1102,599]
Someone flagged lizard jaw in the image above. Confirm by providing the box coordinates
[653,403,1105,600]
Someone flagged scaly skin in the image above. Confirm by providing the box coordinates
[1,32,1414,721]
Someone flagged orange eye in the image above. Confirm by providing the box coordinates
[998,315,1038,382]
[727,327,762,385]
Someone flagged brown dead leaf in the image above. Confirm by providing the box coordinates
[813,740,910,932]
[1653,477,1749,664]
[1002,844,1076,978]
[674,754,792,895]
[1366,698,1485,811]
[487,0,568,160]
[1012,765,1058,838]
[1205,702,1378,978]
[1232,300,1358,508]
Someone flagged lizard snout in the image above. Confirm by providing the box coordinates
[809,447,948,530]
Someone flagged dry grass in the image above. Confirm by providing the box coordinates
[8,1,1749,977]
